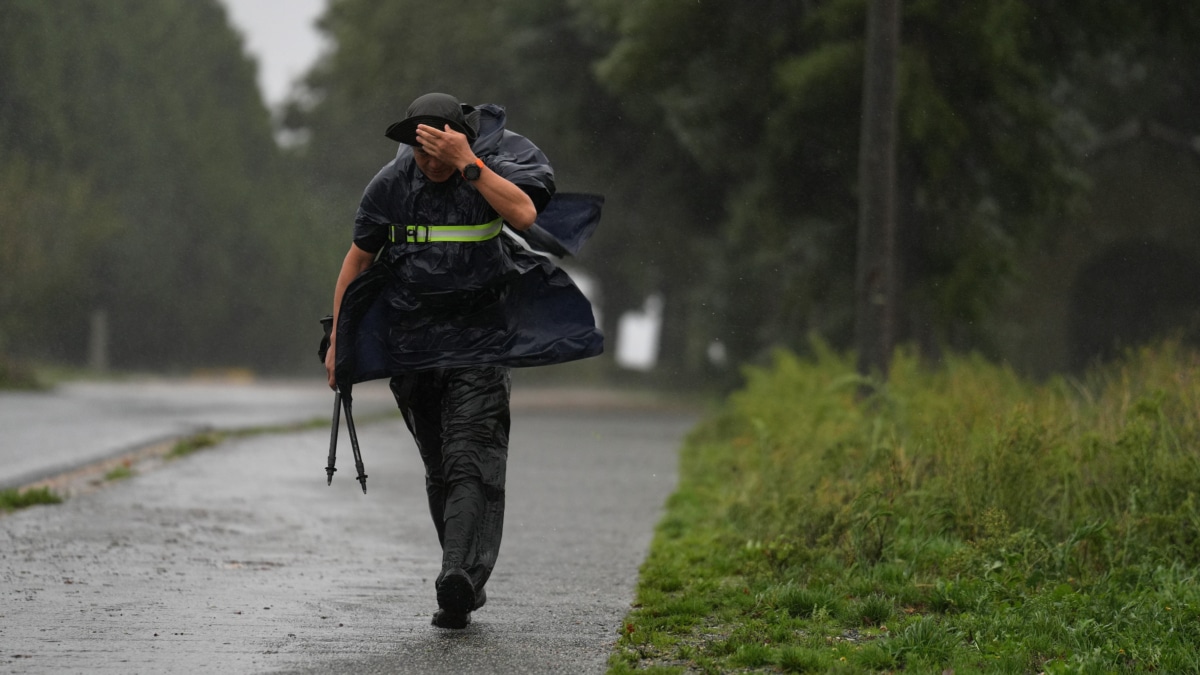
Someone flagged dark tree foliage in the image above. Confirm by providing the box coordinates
[286,0,1200,380]
[0,0,330,371]
[590,0,1200,366]
[592,0,1081,363]
[13,1,1196,378]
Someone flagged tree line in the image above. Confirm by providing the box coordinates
[0,0,339,372]
[3,0,1198,380]
[287,0,1200,382]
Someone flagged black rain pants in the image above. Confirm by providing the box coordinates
[390,366,510,593]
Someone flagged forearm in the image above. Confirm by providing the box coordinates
[413,124,539,229]
[471,164,538,230]
[329,243,376,347]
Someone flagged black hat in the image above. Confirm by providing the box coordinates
[384,92,480,145]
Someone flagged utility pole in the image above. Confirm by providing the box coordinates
[854,0,901,381]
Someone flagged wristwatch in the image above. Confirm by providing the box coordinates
[462,158,484,181]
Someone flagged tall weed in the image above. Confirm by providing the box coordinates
[693,339,1200,578]
[614,340,1200,673]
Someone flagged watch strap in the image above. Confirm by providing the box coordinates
[462,157,484,179]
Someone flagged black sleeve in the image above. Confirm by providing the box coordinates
[519,183,554,214]
[352,167,396,254]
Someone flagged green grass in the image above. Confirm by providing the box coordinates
[103,465,135,481]
[163,411,373,461]
[611,340,1200,673]
[0,487,63,513]
[166,431,226,459]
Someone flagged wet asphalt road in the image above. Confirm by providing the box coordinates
[0,381,696,674]
[0,380,398,491]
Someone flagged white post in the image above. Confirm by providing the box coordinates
[89,308,109,372]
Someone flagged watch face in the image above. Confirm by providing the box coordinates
[463,163,482,180]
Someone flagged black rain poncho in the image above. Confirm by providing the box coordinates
[333,104,603,388]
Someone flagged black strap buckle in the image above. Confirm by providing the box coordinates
[406,224,430,243]
[389,224,432,244]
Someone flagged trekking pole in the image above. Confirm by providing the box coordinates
[341,391,368,493]
[326,390,341,485]
[319,314,340,486]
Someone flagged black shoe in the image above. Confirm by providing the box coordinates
[436,569,476,615]
[430,587,485,628]
[431,608,471,629]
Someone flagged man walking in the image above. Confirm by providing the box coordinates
[324,93,601,628]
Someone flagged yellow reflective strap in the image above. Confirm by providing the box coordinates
[389,217,504,244]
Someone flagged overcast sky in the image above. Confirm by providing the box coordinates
[218,0,327,108]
